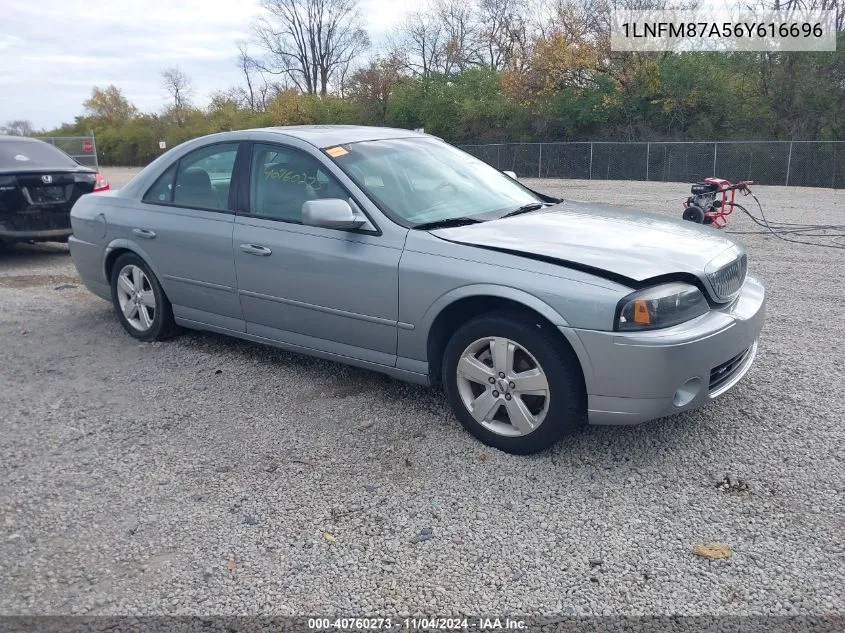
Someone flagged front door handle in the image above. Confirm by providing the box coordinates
[239,243,272,256]
[132,228,156,239]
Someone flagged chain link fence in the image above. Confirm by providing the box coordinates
[37,136,99,169]
[459,141,845,188]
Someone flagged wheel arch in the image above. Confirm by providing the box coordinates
[422,285,594,389]
[103,239,164,287]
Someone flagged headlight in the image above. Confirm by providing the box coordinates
[615,282,709,331]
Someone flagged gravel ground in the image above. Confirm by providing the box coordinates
[1,171,843,617]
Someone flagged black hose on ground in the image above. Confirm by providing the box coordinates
[725,191,845,251]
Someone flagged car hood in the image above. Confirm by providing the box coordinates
[430,200,743,282]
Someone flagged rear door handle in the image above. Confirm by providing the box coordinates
[239,243,272,256]
[132,228,156,239]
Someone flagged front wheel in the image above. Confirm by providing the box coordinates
[110,253,178,341]
[442,312,586,455]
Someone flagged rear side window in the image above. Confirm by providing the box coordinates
[0,139,78,170]
[143,164,177,203]
[142,143,239,211]
[173,143,238,211]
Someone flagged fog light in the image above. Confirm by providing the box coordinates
[673,377,702,407]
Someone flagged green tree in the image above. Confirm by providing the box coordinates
[82,86,138,127]
[347,57,404,124]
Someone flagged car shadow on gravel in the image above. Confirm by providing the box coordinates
[174,327,430,401]
[165,325,726,468]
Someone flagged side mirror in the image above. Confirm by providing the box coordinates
[503,170,518,180]
[302,198,366,230]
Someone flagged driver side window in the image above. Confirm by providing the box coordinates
[249,143,347,223]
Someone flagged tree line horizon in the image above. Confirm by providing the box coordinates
[3,0,843,166]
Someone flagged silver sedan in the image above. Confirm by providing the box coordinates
[69,126,765,454]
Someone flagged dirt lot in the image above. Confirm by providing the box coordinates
[1,170,843,616]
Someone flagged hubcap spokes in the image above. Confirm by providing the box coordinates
[456,336,551,437]
[116,265,155,331]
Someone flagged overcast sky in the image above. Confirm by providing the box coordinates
[0,0,413,130]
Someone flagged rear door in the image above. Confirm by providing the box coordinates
[113,142,245,332]
[233,141,404,366]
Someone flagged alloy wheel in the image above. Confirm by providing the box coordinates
[455,336,551,437]
[116,264,156,332]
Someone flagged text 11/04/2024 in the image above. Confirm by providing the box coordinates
[307,617,528,630]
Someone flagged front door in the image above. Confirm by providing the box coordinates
[233,142,403,366]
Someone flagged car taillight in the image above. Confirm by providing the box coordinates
[93,173,110,192]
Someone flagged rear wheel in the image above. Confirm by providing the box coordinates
[110,253,178,341]
[442,312,585,454]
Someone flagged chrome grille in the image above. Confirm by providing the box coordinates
[707,253,747,301]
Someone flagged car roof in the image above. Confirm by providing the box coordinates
[250,125,429,148]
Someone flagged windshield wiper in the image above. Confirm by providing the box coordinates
[412,217,483,230]
[500,202,554,219]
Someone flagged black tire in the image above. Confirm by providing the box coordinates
[441,311,586,455]
[682,205,705,224]
[110,252,178,342]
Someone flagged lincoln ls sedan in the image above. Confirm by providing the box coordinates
[69,126,765,454]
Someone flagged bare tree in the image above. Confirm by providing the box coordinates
[0,120,35,136]
[390,11,447,77]
[237,42,271,111]
[477,0,530,70]
[435,0,479,74]
[390,0,533,76]
[759,0,844,31]
[161,66,193,121]
[252,0,370,96]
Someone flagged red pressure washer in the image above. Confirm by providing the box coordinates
[682,178,754,228]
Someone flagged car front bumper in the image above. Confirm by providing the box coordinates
[569,276,766,425]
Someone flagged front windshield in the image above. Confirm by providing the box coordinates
[325,137,542,226]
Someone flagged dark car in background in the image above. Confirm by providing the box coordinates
[0,136,109,244]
